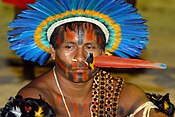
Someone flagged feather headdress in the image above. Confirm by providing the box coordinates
[8,0,149,65]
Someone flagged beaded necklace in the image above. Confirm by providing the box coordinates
[91,70,124,117]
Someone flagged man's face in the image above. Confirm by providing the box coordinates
[53,24,104,83]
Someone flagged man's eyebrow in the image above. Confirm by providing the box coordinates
[64,41,75,44]
[84,42,95,45]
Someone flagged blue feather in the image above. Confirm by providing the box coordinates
[18,13,43,21]
[113,50,130,58]
[34,2,56,16]
[118,46,141,57]
[16,43,36,56]
[121,40,146,49]
[121,30,148,37]
[43,0,67,13]
[36,0,62,14]
[9,19,39,28]
[109,7,137,17]
[85,0,104,10]
[28,4,54,16]
[39,52,50,65]
[112,13,143,23]
[10,38,34,50]
[97,0,124,13]
[59,0,72,10]
[105,3,132,16]
[25,47,43,60]
[80,0,91,10]
[8,28,35,35]
[70,0,83,9]
[122,19,147,24]
[31,49,44,61]
[8,30,34,42]
[22,9,49,18]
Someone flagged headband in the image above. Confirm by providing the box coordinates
[8,0,149,65]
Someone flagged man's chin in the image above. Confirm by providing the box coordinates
[67,69,99,83]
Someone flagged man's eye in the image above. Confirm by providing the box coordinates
[64,45,75,50]
[85,45,95,50]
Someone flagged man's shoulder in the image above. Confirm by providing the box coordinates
[121,82,147,99]
[17,70,54,99]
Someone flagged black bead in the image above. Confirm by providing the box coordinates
[108,86,112,90]
[94,98,97,101]
[100,100,104,104]
[113,108,117,111]
[93,105,96,108]
[119,81,123,85]
[100,105,103,109]
[107,108,110,111]
[100,110,103,114]
[101,82,105,85]
[94,84,98,88]
[113,103,117,106]
[114,98,117,101]
[101,91,104,94]
[116,89,119,92]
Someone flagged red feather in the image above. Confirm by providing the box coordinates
[93,55,166,69]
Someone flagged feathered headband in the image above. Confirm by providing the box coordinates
[8,0,149,65]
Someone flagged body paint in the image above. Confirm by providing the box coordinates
[65,27,76,41]
[78,30,85,45]
[70,61,90,82]
[56,96,91,115]
[86,30,93,41]
[56,31,64,48]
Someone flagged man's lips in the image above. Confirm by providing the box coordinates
[70,68,89,72]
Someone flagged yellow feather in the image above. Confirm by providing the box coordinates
[35,107,44,117]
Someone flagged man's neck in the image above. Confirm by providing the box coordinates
[53,67,94,103]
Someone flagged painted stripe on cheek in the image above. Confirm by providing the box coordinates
[72,71,78,82]
[56,57,67,71]
[78,73,83,82]
[82,71,88,81]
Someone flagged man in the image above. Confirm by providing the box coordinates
[15,22,168,116]
[1,0,174,116]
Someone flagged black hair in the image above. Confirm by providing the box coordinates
[50,21,106,50]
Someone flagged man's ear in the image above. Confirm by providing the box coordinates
[50,44,56,60]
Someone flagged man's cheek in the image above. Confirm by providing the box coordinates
[55,57,68,72]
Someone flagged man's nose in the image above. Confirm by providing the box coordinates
[74,48,86,62]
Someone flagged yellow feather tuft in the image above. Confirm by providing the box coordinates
[35,106,44,117]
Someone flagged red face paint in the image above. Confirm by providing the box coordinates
[54,23,103,83]
[97,36,103,46]
[56,57,67,72]
[86,30,93,41]
[65,28,76,41]
[56,36,62,47]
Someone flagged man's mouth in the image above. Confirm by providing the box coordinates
[70,68,89,73]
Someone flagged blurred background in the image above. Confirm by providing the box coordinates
[0,0,175,109]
